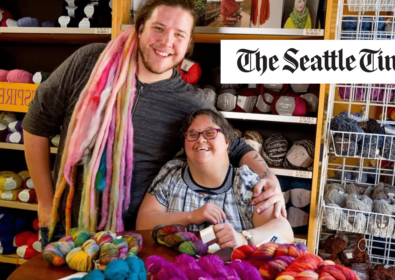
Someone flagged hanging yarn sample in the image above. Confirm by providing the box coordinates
[49,26,140,241]
[151,224,208,256]
[262,134,289,167]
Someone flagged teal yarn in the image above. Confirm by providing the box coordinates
[69,228,90,247]
[124,256,147,280]
[82,269,104,280]
[95,148,107,191]
[104,259,130,280]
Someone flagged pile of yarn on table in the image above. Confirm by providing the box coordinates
[43,228,142,272]
[151,224,208,257]
[232,242,360,280]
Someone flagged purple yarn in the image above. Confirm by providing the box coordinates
[146,255,171,275]
[7,120,22,133]
[17,17,40,27]
[228,260,262,280]
[156,264,188,280]
[41,21,55,27]
[197,255,231,278]
[173,254,200,273]
[185,269,215,280]
[296,243,308,252]
[338,84,365,100]
[6,132,23,144]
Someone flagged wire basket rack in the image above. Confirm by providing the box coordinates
[346,0,395,12]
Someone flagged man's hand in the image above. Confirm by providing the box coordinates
[38,202,53,228]
[190,202,226,225]
[213,223,247,249]
[251,177,286,218]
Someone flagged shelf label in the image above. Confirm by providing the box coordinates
[303,29,324,36]
[299,117,316,124]
[293,170,311,178]
[0,82,37,113]
[293,238,306,245]
[94,28,111,34]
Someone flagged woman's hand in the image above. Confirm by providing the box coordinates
[213,223,247,249]
[251,177,286,218]
[190,202,226,225]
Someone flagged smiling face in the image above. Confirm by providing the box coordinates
[295,0,306,13]
[184,115,230,167]
[138,5,193,77]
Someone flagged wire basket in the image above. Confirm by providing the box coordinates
[347,0,395,12]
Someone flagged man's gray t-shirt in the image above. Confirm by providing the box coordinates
[23,43,254,230]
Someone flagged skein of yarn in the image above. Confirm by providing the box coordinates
[262,134,289,167]
[290,84,309,93]
[271,95,307,116]
[0,70,8,82]
[243,130,264,154]
[17,17,40,27]
[235,88,258,113]
[201,85,217,107]
[346,194,373,212]
[283,139,315,170]
[178,59,202,85]
[7,70,33,84]
[216,88,238,111]
[0,8,14,27]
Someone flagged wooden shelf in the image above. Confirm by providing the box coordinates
[0,254,27,265]
[0,200,37,211]
[0,143,58,154]
[221,112,317,124]
[0,28,111,44]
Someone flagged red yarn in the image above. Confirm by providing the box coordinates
[7,70,33,84]
[33,218,39,232]
[17,189,36,203]
[0,8,14,27]
[271,95,307,116]
[0,70,8,82]
[14,231,36,247]
[177,63,202,85]
[235,88,258,113]
[16,245,40,259]
[254,84,286,114]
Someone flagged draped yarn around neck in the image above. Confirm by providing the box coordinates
[290,7,310,29]
[49,26,139,240]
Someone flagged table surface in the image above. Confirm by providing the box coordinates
[7,230,190,280]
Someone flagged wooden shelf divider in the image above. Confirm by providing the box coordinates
[0,200,37,211]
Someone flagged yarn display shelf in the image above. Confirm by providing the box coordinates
[271,167,313,179]
[346,0,395,11]
[0,254,27,265]
[330,130,395,161]
[0,28,111,44]
[120,24,324,43]
[336,83,395,103]
[0,143,58,154]
[0,200,37,211]
[220,112,317,125]
[324,202,395,237]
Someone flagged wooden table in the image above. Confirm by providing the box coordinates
[7,230,183,280]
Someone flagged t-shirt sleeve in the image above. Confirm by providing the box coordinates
[228,136,255,167]
[22,43,106,137]
[147,160,184,207]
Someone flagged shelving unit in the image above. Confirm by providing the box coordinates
[314,0,395,265]
[0,254,27,265]
[0,200,37,211]
[221,112,317,124]
[0,143,58,154]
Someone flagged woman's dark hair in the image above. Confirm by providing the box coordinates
[135,0,197,57]
[180,109,235,144]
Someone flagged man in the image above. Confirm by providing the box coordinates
[23,0,285,246]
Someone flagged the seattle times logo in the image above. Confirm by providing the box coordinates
[221,40,395,84]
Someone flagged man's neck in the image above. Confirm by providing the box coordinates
[188,160,230,188]
[137,54,173,84]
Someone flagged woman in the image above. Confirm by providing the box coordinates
[284,0,312,29]
[136,109,293,249]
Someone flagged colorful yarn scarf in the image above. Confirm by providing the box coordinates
[49,26,138,241]
[290,7,310,29]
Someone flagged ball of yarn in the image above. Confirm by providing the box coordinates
[173,254,200,274]
[93,231,114,246]
[373,199,395,215]
[342,16,358,30]
[243,130,264,154]
[124,256,147,279]
[69,228,90,247]
[178,240,208,256]
[324,203,342,230]
[41,21,55,27]
[145,255,171,274]
[17,189,36,203]
[0,70,9,82]
[201,86,217,107]
[43,240,75,266]
[260,256,295,280]
[300,92,319,113]
[372,182,395,200]
[178,62,202,85]
[6,132,23,144]
[367,215,395,238]
[234,129,243,138]
[262,134,289,167]
[339,211,367,233]
[0,8,13,26]
[283,139,314,170]
[122,232,143,256]
[235,88,258,113]
[346,194,373,212]
[290,84,309,93]
[66,247,95,272]
[99,242,119,265]
[103,259,130,279]
[271,96,307,116]
[7,70,33,84]
[216,88,238,111]
[112,239,129,259]
[17,17,40,27]
[16,245,39,259]
[229,259,262,279]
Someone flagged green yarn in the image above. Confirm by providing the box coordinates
[99,243,119,265]
[69,228,90,247]
[179,241,198,255]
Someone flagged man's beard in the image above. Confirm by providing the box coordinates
[138,44,180,75]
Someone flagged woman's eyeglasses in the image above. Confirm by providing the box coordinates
[183,128,222,142]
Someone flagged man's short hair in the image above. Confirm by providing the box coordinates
[180,109,235,145]
[135,0,197,56]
